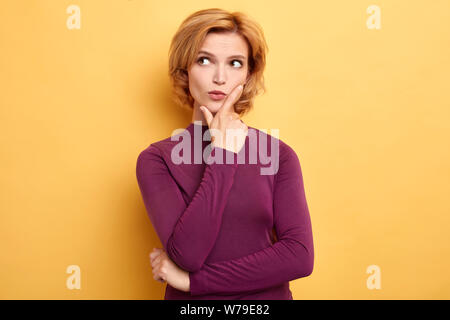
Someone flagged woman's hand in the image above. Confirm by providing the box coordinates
[200,83,248,154]
[149,248,190,292]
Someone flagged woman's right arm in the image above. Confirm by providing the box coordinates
[136,144,238,272]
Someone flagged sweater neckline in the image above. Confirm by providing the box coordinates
[188,121,209,128]
[186,121,209,135]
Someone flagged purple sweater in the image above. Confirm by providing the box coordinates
[136,122,314,299]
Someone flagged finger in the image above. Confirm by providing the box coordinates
[150,250,160,258]
[151,254,163,269]
[219,83,244,115]
[152,254,163,269]
[200,106,213,127]
[150,254,159,265]
[159,268,167,281]
[153,264,167,282]
[150,248,163,258]
[153,271,165,282]
[155,274,166,283]
[152,264,164,282]
[149,251,161,262]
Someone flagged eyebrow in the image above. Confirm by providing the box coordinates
[197,50,246,60]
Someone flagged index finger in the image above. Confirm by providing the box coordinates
[219,84,244,115]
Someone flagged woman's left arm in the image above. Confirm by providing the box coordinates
[188,144,314,296]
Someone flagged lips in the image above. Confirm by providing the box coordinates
[208,90,226,95]
[208,92,226,101]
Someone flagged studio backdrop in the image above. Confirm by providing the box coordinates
[1,0,449,299]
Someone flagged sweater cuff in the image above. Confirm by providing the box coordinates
[189,270,206,296]
[206,145,239,167]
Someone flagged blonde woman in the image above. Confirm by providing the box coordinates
[136,8,314,300]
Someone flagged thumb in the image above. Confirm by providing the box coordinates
[200,106,213,127]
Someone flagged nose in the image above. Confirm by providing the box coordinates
[213,65,226,85]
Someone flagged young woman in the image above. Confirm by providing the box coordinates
[136,8,314,300]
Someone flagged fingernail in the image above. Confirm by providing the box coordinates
[238,85,243,91]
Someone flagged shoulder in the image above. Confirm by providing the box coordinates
[249,125,300,162]
[137,128,187,163]
[249,126,302,180]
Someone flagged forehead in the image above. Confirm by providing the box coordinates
[199,32,249,57]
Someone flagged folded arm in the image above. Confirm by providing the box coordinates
[188,144,314,296]
[136,144,238,272]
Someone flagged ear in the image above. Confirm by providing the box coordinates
[179,68,188,81]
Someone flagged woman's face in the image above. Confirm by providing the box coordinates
[188,31,250,114]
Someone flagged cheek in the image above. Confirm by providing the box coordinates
[188,70,210,99]
[238,69,249,82]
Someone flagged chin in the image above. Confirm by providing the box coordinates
[204,104,220,113]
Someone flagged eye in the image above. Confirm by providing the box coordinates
[231,60,243,68]
[197,56,244,68]
[197,56,210,65]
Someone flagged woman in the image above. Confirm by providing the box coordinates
[136,8,314,300]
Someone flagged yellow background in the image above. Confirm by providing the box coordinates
[1,0,449,299]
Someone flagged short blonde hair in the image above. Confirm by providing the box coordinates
[168,8,268,116]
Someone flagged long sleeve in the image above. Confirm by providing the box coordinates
[136,144,238,272]
[188,144,314,296]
